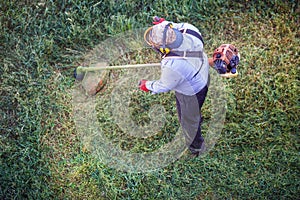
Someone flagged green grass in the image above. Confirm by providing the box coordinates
[0,0,299,199]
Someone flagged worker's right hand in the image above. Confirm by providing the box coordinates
[153,16,165,25]
[139,79,150,92]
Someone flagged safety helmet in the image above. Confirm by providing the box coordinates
[144,21,183,54]
[212,44,239,74]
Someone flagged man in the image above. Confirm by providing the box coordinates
[139,17,210,156]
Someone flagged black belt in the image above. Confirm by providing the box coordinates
[166,51,203,58]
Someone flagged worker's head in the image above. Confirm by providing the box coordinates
[144,21,183,54]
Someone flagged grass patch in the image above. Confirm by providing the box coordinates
[0,0,299,199]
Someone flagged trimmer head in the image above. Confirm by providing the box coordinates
[74,62,109,95]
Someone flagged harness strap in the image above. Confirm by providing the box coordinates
[164,28,204,58]
[180,29,204,45]
[166,51,203,58]
[162,28,205,78]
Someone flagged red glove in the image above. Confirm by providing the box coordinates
[139,79,150,92]
[153,16,165,25]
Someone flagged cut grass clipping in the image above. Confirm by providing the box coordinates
[1,0,299,199]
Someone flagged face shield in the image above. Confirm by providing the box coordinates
[144,21,183,54]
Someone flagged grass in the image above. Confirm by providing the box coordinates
[0,0,299,199]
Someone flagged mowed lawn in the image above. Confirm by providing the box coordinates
[0,0,299,199]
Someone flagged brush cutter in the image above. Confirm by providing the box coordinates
[74,52,239,82]
[74,44,240,95]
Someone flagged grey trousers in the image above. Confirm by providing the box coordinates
[175,85,208,153]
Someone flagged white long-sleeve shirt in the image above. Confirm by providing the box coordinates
[146,22,210,95]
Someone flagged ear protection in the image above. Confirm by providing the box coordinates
[159,23,183,54]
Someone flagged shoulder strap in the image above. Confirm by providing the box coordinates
[180,29,204,45]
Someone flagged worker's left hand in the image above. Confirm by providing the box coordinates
[139,79,150,92]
